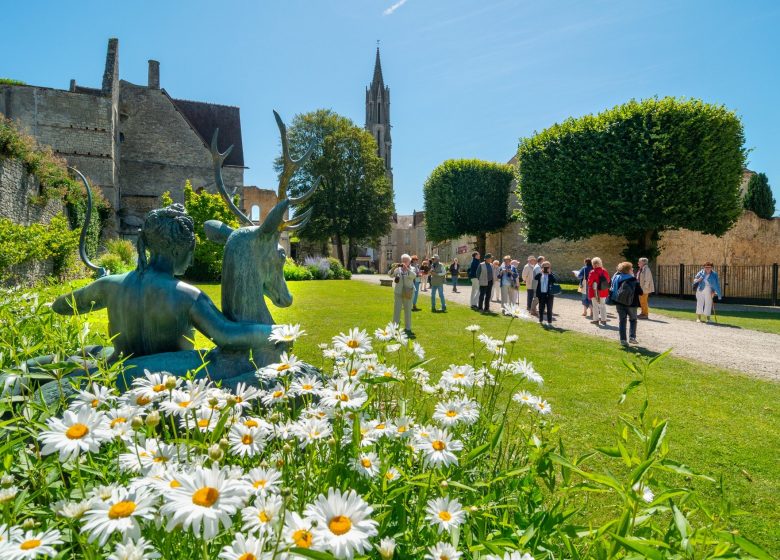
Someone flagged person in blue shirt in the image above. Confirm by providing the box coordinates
[468,251,481,310]
[576,258,593,319]
[693,261,721,323]
[610,261,643,346]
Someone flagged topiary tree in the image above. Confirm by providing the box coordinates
[423,159,515,255]
[743,172,775,219]
[161,181,239,280]
[516,97,746,263]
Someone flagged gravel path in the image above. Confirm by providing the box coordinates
[352,275,780,382]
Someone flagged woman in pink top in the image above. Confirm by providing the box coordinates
[587,257,611,325]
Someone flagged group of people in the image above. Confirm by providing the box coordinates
[390,249,723,346]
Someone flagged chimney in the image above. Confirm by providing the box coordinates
[148,60,160,89]
[69,79,76,92]
[101,38,119,94]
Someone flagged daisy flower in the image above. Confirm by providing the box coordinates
[105,407,139,441]
[283,511,316,550]
[384,343,401,353]
[433,398,479,426]
[484,553,533,560]
[4,529,63,559]
[383,467,402,483]
[293,418,332,448]
[0,523,22,546]
[414,427,463,468]
[439,365,476,389]
[228,424,265,457]
[412,342,426,360]
[241,494,284,537]
[260,384,288,407]
[374,323,399,342]
[39,407,109,462]
[159,389,205,417]
[242,467,282,496]
[119,438,181,475]
[269,323,306,344]
[377,537,396,560]
[289,374,323,397]
[0,486,18,505]
[426,542,462,560]
[180,409,220,434]
[132,371,179,401]
[632,482,655,503]
[332,328,372,355]
[305,488,378,559]
[52,498,93,520]
[502,303,532,320]
[367,419,395,439]
[258,352,303,380]
[512,391,539,407]
[160,463,247,540]
[533,399,552,415]
[219,533,270,560]
[426,496,466,533]
[69,382,116,412]
[81,487,157,546]
[320,379,368,411]
[506,334,519,344]
[511,359,543,385]
[107,537,161,560]
[465,324,481,332]
[231,383,261,411]
[352,452,380,478]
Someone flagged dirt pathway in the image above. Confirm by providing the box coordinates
[352,275,780,382]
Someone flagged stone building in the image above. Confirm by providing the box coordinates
[377,211,427,271]
[0,38,245,237]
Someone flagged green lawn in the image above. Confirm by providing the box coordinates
[52,279,780,551]
[650,305,780,336]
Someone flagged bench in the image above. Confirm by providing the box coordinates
[379,278,393,287]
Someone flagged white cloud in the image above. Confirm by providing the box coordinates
[383,0,408,16]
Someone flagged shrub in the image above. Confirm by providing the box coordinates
[327,256,351,279]
[103,238,136,267]
[743,172,776,219]
[0,215,80,281]
[356,265,374,274]
[283,258,313,281]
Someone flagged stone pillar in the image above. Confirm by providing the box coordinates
[102,38,119,94]
[148,60,160,89]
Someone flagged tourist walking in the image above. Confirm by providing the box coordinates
[478,253,495,313]
[534,260,559,326]
[491,258,501,302]
[693,262,721,323]
[576,258,593,318]
[510,259,521,304]
[498,255,519,309]
[588,257,611,325]
[468,251,481,310]
[410,255,421,312]
[449,258,460,292]
[635,257,655,319]
[390,254,416,334]
[419,259,430,292]
[530,255,544,316]
[610,261,643,346]
[522,256,537,312]
[429,255,447,312]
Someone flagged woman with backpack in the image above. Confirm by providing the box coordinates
[587,257,611,326]
[610,261,643,346]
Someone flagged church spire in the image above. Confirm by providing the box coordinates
[365,45,392,184]
[372,47,384,90]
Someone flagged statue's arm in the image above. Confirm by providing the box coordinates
[189,293,274,351]
[51,280,107,315]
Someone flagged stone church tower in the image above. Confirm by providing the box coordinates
[365,48,392,186]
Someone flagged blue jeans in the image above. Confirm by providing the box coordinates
[451,275,459,290]
[412,280,420,306]
[431,285,446,310]
[616,304,637,341]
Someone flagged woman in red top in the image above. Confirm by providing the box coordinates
[587,257,610,325]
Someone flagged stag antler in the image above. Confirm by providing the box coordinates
[211,130,253,226]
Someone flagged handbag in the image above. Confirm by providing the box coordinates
[550,284,562,295]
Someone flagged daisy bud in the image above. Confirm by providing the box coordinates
[280,487,292,498]
[469,353,475,359]
[276,459,285,468]
[470,505,479,512]
[208,444,224,462]
[0,474,14,487]
[131,416,144,430]
[327,437,337,447]
[219,438,230,450]
[145,411,160,428]
[439,480,449,488]
[377,537,396,559]
[270,413,281,422]
[226,396,238,407]
[22,518,37,529]
[165,377,177,390]
[282,443,292,453]
[208,397,219,407]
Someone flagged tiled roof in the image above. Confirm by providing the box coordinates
[170,98,244,167]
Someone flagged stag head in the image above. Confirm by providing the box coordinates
[204,111,319,325]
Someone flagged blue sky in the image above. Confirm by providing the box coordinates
[2,0,779,214]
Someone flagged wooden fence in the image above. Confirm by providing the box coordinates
[655,264,779,306]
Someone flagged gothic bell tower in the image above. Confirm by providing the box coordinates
[365,47,392,186]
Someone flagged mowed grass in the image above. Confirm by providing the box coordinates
[650,306,780,336]
[54,279,780,551]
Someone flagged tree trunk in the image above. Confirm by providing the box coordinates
[476,232,487,258]
[334,233,345,266]
[624,229,660,266]
[347,239,357,271]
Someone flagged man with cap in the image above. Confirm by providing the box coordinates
[429,254,447,312]
[478,253,495,313]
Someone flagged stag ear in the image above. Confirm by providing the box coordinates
[204,220,234,245]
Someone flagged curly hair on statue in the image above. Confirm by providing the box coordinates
[136,203,196,271]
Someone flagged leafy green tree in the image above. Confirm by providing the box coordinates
[743,172,775,219]
[279,110,394,266]
[516,97,746,262]
[423,159,515,255]
[161,181,239,280]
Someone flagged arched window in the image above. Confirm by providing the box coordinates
[250,205,260,222]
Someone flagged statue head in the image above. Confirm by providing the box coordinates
[137,203,196,276]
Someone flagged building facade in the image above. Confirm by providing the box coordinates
[0,38,245,237]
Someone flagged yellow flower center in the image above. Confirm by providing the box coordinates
[445,410,457,417]
[338,393,350,402]
[361,458,372,468]
[385,471,396,480]
[192,486,219,507]
[108,500,137,519]
[453,373,465,379]
[259,511,271,523]
[197,419,210,428]
[376,423,386,430]
[349,369,358,376]
[153,456,168,463]
[276,364,290,372]
[136,395,151,406]
[66,423,89,439]
[347,340,360,349]
[244,419,258,428]
[328,515,352,535]
[170,479,181,488]
[397,426,407,433]
[235,396,243,403]
[153,383,166,392]
[110,417,127,428]
[438,511,452,521]
[252,479,267,489]
[242,434,254,445]
[238,554,256,560]
[178,400,191,408]
[432,440,446,451]
[91,398,99,408]
[302,384,313,390]
[20,539,41,550]
[272,390,284,398]
[293,529,313,548]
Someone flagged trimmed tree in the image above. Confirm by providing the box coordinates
[278,110,394,266]
[424,159,516,255]
[743,172,775,219]
[516,97,746,262]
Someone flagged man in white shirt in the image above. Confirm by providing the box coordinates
[522,256,536,312]
[530,255,545,316]
[636,257,655,319]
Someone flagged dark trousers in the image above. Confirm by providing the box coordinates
[479,283,493,310]
[526,286,535,310]
[538,292,553,322]
[616,304,638,341]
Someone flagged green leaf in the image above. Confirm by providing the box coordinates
[610,534,666,560]
[716,532,775,560]
[658,459,715,481]
[288,548,338,560]
[645,420,667,458]
[630,458,655,485]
